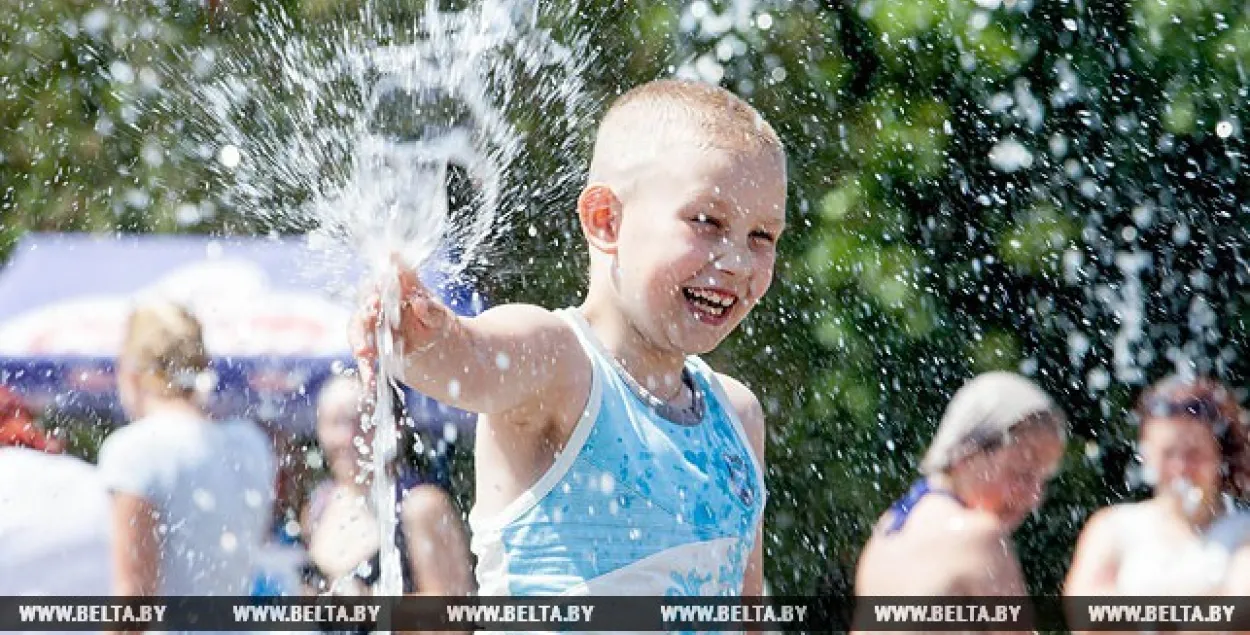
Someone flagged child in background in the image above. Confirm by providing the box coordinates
[352,79,787,596]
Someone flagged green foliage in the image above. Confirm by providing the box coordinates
[0,0,250,248]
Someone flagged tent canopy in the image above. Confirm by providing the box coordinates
[0,232,481,436]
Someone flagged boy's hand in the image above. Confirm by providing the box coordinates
[349,255,454,393]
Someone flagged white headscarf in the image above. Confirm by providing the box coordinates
[920,371,1067,475]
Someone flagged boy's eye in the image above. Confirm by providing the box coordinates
[692,214,723,228]
[750,231,776,244]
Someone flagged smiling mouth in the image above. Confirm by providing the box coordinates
[682,286,739,318]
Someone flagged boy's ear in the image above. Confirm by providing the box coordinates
[577,184,622,254]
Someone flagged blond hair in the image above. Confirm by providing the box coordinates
[587,79,785,193]
[120,300,210,398]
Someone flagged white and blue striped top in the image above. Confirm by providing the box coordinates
[469,308,767,597]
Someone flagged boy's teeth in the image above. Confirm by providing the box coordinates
[690,288,735,307]
[684,288,735,317]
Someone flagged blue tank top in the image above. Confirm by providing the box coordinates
[468,309,767,596]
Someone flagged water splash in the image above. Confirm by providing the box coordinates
[1110,251,1151,385]
[184,0,591,601]
[1173,476,1205,519]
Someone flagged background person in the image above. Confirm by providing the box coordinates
[98,300,277,597]
[301,374,473,597]
[854,372,1067,605]
[0,386,111,603]
[1065,375,1250,598]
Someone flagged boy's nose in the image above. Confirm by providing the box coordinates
[711,241,750,274]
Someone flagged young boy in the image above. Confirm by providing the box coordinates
[352,79,787,597]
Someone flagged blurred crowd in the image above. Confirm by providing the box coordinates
[0,300,474,603]
[7,296,1250,625]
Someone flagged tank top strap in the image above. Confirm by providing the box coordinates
[553,308,605,360]
[682,355,718,388]
[883,479,965,536]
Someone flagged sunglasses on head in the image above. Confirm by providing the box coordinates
[1147,395,1224,422]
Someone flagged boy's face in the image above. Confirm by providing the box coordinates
[614,145,786,354]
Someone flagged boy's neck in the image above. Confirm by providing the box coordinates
[577,300,689,404]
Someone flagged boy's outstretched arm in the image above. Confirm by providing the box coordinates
[351,262,585,415]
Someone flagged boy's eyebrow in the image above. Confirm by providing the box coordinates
[748,209,787,232]
[692,193,787,229]
[759,215,786,230]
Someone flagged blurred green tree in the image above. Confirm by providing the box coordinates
[0,0,265,256]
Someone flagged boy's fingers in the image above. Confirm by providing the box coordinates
[349,294,385,356]
[356,362,377,400]
[413,297,449,331]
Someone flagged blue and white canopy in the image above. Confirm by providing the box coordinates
[0,232,481,436]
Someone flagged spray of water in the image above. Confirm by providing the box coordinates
[1110,251,1151,385]
[1173,476,1205,519]
[183,0,592,600]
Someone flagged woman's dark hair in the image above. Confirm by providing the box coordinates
[1137,375,1250,496]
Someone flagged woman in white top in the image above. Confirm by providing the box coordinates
[98,301,277,597]
[1065,375,1250,598]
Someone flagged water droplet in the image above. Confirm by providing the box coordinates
[220,531,238,553]
[218,145,241,169]
[1216,121,1234,138]
[1083,441,1101,460]
[988,138,1033,172]
[495,352,511,370]
[109,61,134,84]
[1088,367,1111,391]
[82,8,109,37]
[193,489,216,511]
[175,204,202,227]
[244,489,264,508]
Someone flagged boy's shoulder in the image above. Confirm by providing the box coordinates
[473,303,585,355]
[474,302,592,423]
[711,372,763,418]
[476,302,574,326]
[708,370,767,460]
